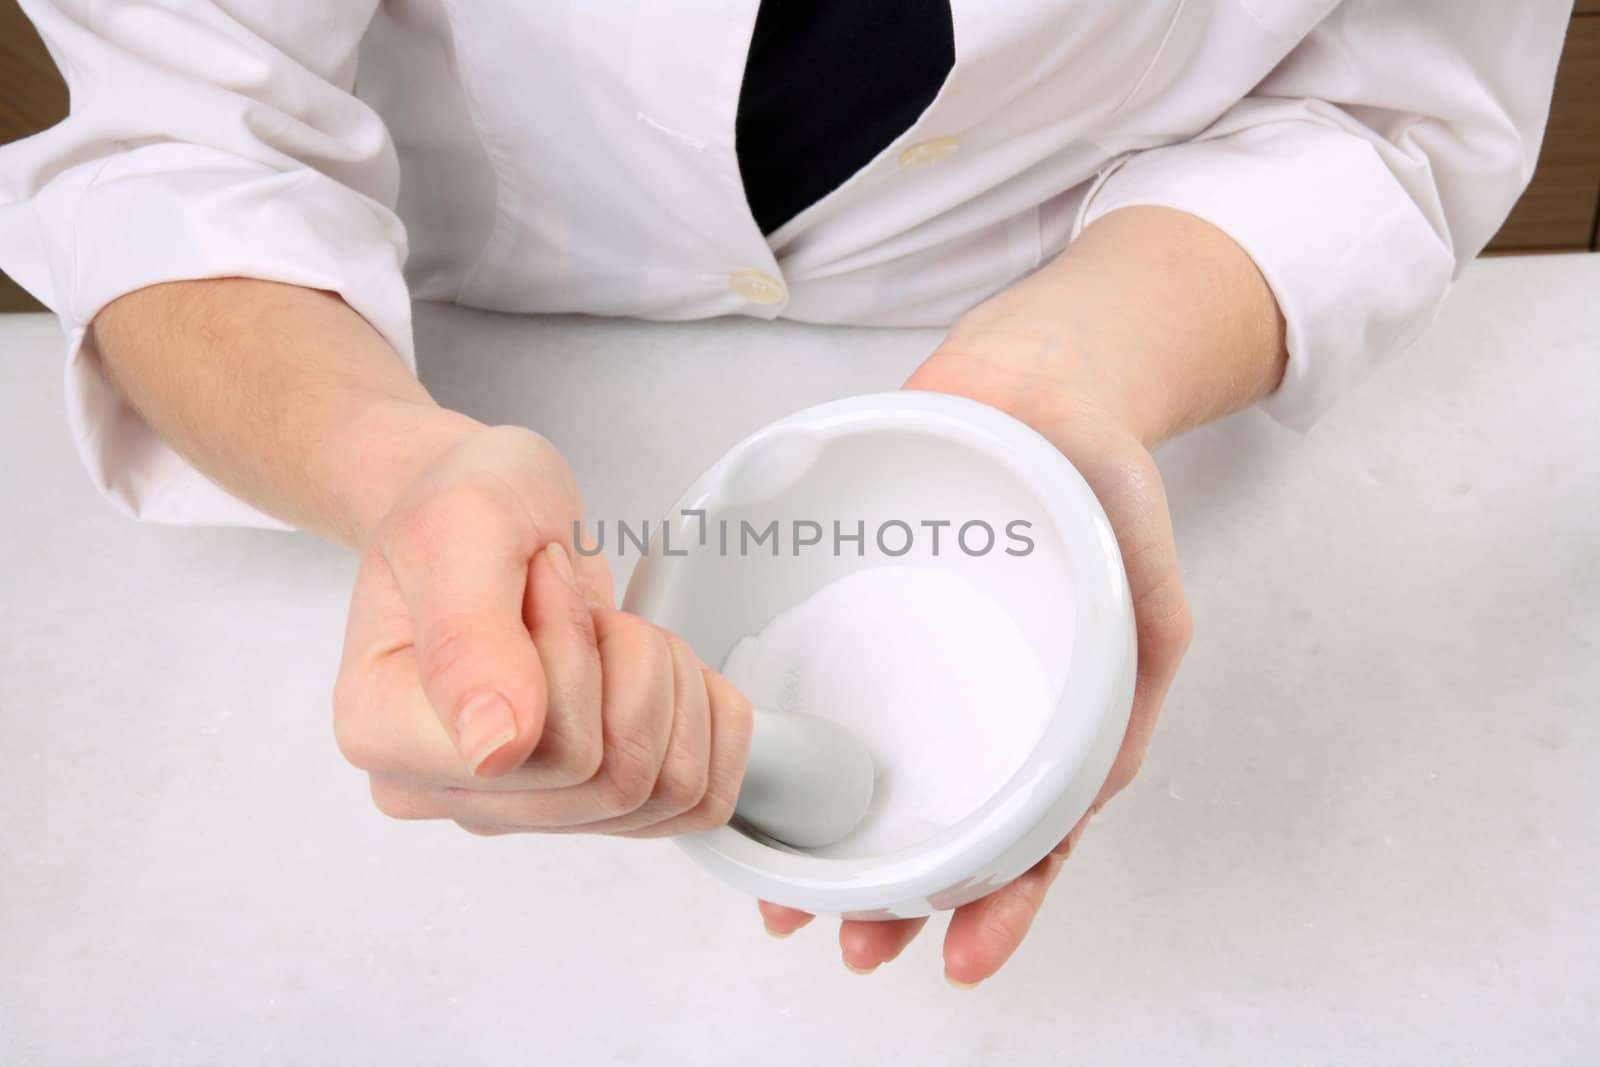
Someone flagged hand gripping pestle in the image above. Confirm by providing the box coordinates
[732,710,876,849]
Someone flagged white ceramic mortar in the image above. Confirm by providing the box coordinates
[622,392,1135,919]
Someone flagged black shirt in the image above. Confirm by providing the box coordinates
[736,1,956,235]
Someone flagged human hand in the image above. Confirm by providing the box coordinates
[757,335,1193,984]
[333,422,753,837]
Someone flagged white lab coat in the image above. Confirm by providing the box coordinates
[0,1,1570,528]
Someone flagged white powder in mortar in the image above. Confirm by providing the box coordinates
[721,566,1054,859]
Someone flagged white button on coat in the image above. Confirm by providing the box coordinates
[729,269,787,305]
[898,137,960,169]
[0,1,1570,528]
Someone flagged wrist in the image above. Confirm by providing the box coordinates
[910,316,1171,448]
[918,207,1288,448]
[319,399,483,548]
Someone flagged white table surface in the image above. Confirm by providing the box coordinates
[2,254,1597,1065]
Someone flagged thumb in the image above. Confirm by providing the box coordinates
[383,508,549,778]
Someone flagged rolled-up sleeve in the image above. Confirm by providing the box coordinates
[1076,1,1570,429]
[0,1,410,527]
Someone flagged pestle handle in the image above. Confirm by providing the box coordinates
[732,710,876,849]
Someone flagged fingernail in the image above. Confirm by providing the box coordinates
[944,972,981,990]
[844,960,878,976]
[764,924,794,940]
[545,541,577,586]
[455,692,517,775]
[1051,838,1074,860]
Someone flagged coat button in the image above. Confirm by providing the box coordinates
[729,268,787,305]
[898,137,960,169]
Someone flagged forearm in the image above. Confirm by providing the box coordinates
[92,278,478,546]
[915,206,1288,446]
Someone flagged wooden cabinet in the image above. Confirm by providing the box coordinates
[1491,5,1600,252]
[3,3,1597,311]
[1,0,65,312]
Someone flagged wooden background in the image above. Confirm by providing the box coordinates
[3,2,1598,311]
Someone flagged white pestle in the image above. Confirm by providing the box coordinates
[733,710,876,849]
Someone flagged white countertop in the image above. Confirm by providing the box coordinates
[2,254,1596,1065]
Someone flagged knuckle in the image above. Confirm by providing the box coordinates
[730,689,754,733]
[531,718,605,788]
[597,729,660,815]
[662,632,702,669]
[415,620,476,690]
[369,779,429,821]
[655,749,710,815]
[331,670,379,771]
[685,786,737,833]
[565,722,606,783]
[1103,449,1163,504]
[604,611,667,658]
[715,681,755,738]
[513,712,602,787]
[978,894,1035,954]
[1134,575,1192,645]
[548,614,597,654]
[1170,599,1195,650]
[1107,750,1145,796]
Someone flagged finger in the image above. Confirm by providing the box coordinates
[369,775,697,832]
[372,654,740,838]
[1068,447,1191,805]
[367,775,529,825]
[839,917,930,974]
[520,542,604,787]
[1110,572,1190,801]
[378,482,548,777]
[335,551,527,788]
[571,633,712,834]
[368,760,697,832]
[401,609,678,827]
[1050,807,1094,859]
[942,852,1066,986]
[757,901,815,938]
[346,604,674,815]
[582,610,677,816]
[338,645,603,793]
[613,665,752,838]
[573,547,615,609]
